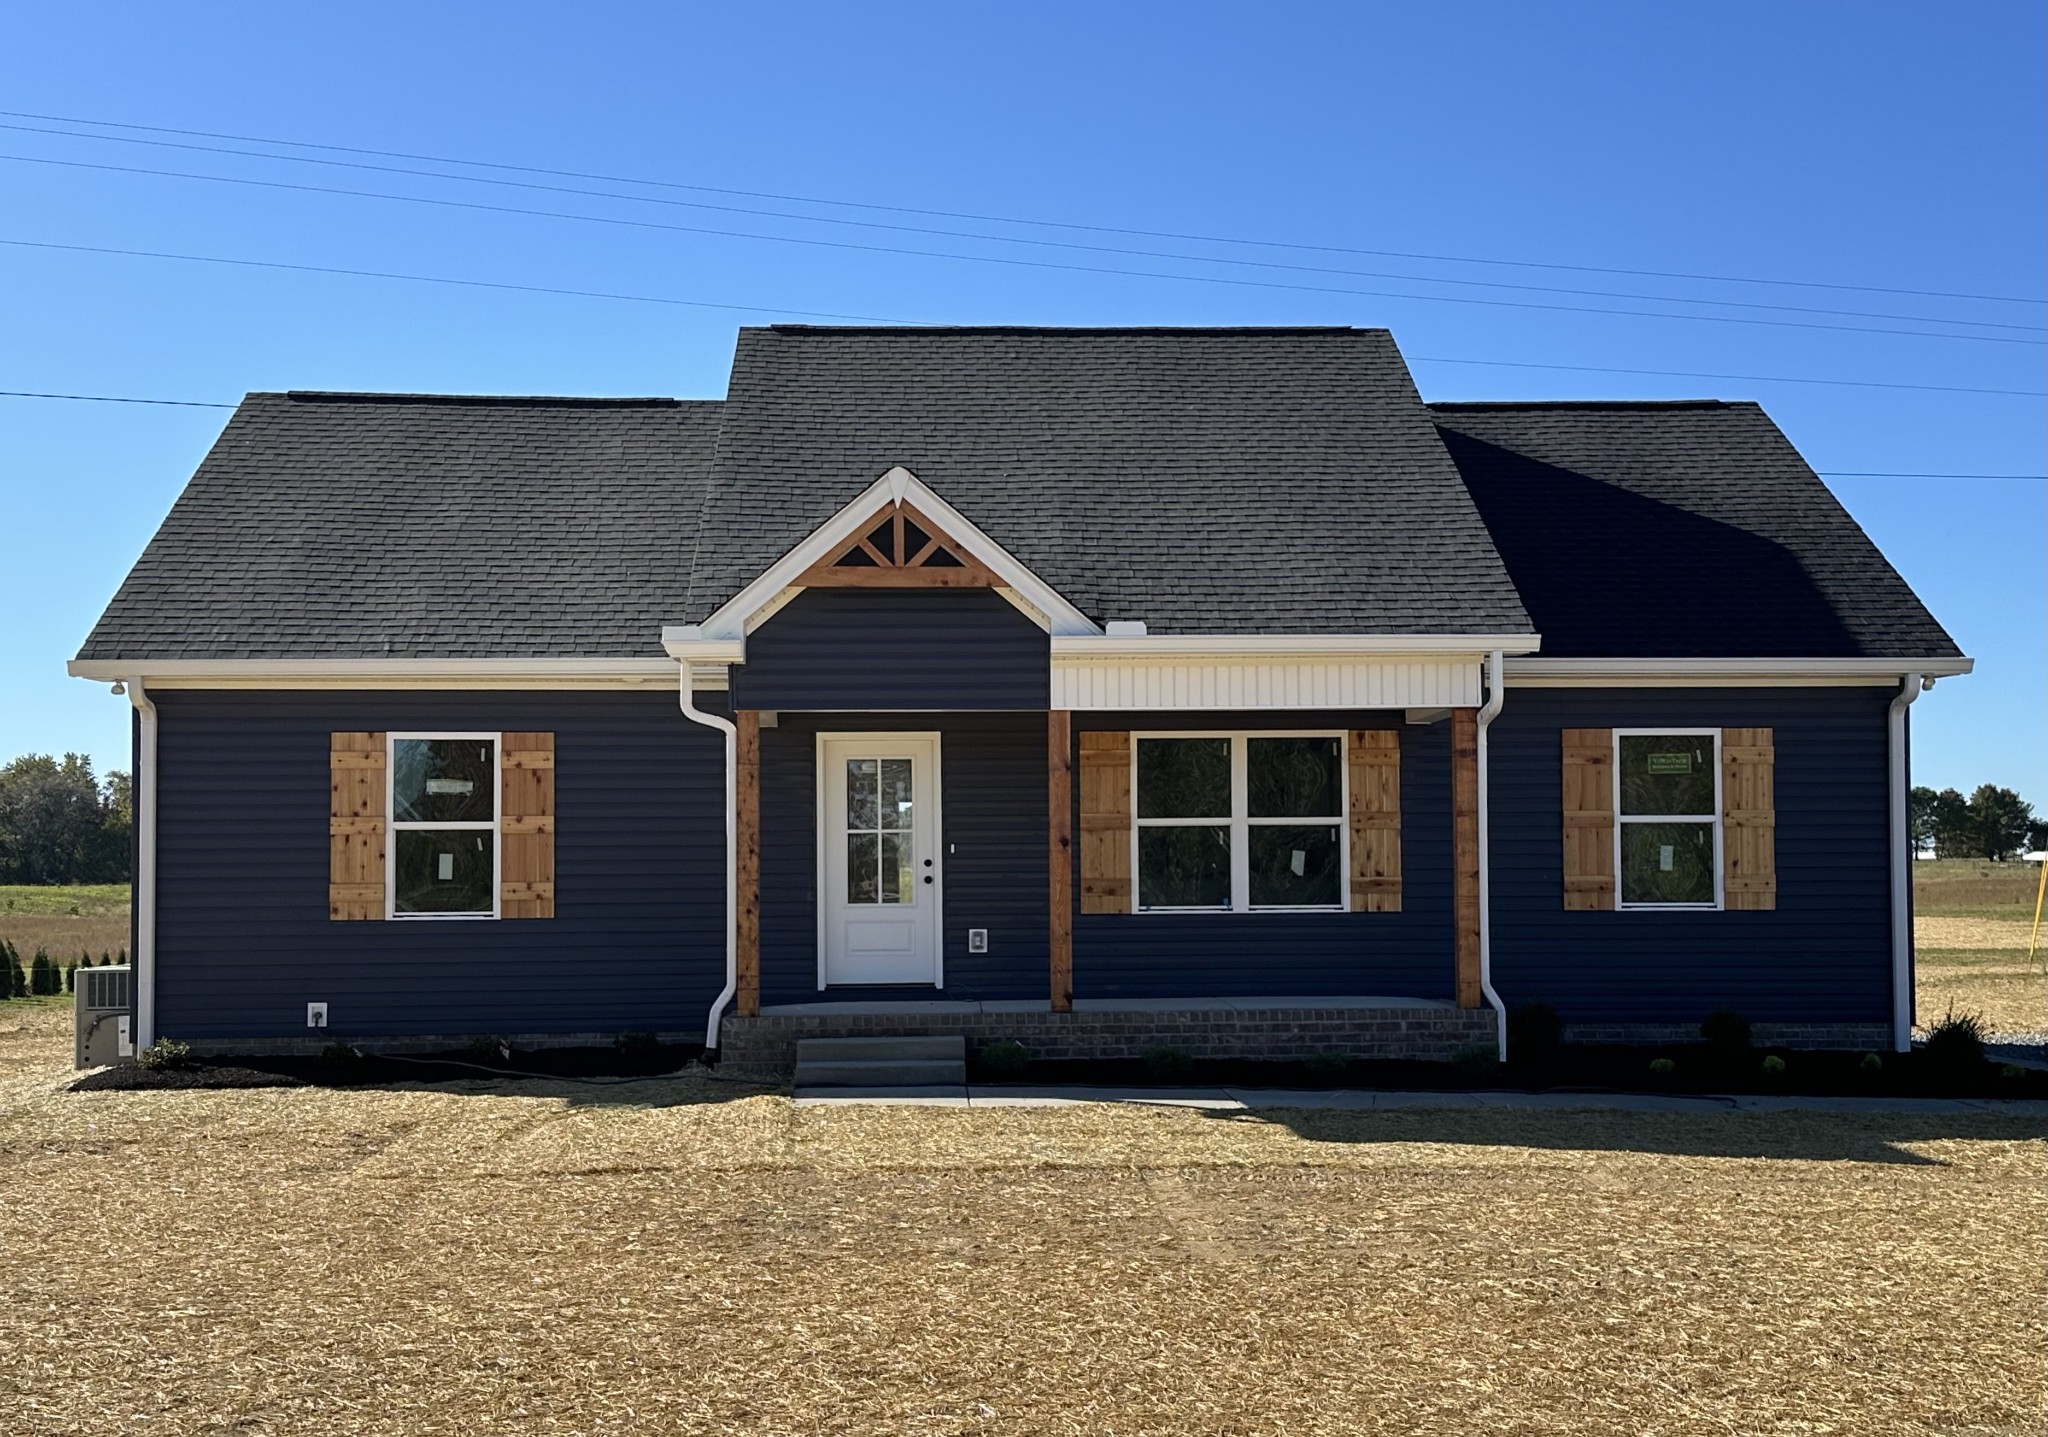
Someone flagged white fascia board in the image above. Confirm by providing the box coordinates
[1505,656,1975,686]
[1050,633,1541,659]
[695,465,1099,641]
[659,626,747,665]
[66,657,679,689]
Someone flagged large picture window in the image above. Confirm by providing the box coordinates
[1135,733,1346,911]
[1614,730,1720,909]
[389,733,499,918]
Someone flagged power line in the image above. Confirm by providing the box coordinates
[6,387,2041,482]
[4,118,2039,336]
[9,151,2044,351]
[0,389,231,407]
[8,104,2041,310]
[10,236,2042,399]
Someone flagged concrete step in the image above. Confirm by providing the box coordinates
[794,1057,968,1087]
[796,1035,967,1064]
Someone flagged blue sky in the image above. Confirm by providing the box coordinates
[2,1,2041,800]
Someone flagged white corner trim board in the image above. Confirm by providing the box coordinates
[127,677,157,1052]
[696,465,1100,640]
[1888,673,1926,1053]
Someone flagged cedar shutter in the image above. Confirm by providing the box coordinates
[1347,729,1402,912]
[500,732,556,919]
[1078,731,1132,914]
[1561,728,1615,911]
[329,732,386,921]
[1720,727,1776,910]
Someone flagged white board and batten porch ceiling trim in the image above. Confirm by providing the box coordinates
[1050,654,1488,710]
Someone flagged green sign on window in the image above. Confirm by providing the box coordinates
[1646,753,1692,775]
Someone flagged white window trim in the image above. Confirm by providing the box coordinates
[1130,731,1350,914]
[387,731,502,921]
[1612,727,1723,912]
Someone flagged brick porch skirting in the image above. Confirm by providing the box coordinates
[717,1002,1500,1079]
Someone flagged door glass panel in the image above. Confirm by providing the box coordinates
[879,833,910,904]
[881,758,914,832]
[846,832,879,904]
[846,759,879,830]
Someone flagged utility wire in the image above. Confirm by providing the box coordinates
[8,151,2043,350]
[4,118,2038,336]
[7,105,2041,309]
[9,237,2042,399]
[6,389,2040,481]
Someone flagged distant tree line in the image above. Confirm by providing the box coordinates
[1910,784,2047,861]
[0,754,132,884]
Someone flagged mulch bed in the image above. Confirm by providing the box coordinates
[71,1062,304,1092]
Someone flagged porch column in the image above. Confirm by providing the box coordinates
[1451,706,1482,1008]
[1048,709,1074,1012]
[736,708,761,1017]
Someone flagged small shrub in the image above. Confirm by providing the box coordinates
[1506,1002,1564,1058]
[29,950,56,996]
[1649,1057,1677,1075]
[614,1030,661,1057]
[138,1037,194,1071]
[8,949,25,998]
[1922,1008,1987,1071]
[1141,1045,1194,1081]
[63,963,76,994]
[1304,1049,1350,1079]
[977,1038,1031,1078]
[1450,1044,1500,1078]
[1760,1054,1787,1077]
[1700,1008,1752,1053]
[465,1035,514,1065]
[2000,1064,2027,1081]
[319,1041,365,1078]
[1859,1052,1884,1073]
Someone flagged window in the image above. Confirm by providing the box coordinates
[1614,730,1719,909]
[389,733,499,918]
[1135,734,1345,911]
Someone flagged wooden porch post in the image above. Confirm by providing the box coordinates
[735,708,761,1018]
[1451,707,1482,1009]
[1048,709,1074,1012]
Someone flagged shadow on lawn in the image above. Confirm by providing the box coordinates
[1204,1105,2043,1166]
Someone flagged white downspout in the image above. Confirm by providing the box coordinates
[679,666,739,1053]
[1888,673,1926,1053]
[1475,649,1508,1060]
[124,677,157,1052]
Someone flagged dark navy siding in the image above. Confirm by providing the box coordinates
[1489,686,1896,1027]
[733,588,1049,711]
[151,690,728,1041]
[758,712,1050,1003]
[1073,712,1457,1001]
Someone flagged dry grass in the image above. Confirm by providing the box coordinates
[2,1007,2042,1435]
[0,884,131,968]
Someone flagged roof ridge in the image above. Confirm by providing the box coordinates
[275,391,698,408]
[757,324,1375,336]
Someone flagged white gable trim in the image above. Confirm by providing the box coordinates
[696,466,1099,640]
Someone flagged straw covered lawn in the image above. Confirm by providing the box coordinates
[2,1006,2042,1436]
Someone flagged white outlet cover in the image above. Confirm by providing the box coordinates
[307,1002,329,1028]
[967,928,989,953]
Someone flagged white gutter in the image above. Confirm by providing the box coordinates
[1888,673,1927,1053]
[677,666,739,1053]
[69,657,677,685]
[1474,650,1508,1060]
[124,678,158,1053]
[1507,656,1973,681]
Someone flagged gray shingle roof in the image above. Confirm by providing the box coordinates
[1429,400,1962,659]
[687,326,1534,635]
[76,392,721,660]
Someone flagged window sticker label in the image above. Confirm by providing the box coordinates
[1646,753,1692,775]
[1659,844,1675,871]
[437,853,455,881]
[425,778,476,796]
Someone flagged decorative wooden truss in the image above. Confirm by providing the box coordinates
[795,501,1002,588]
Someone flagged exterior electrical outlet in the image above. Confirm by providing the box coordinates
[307,1002,329,1028]
[968,929,989,953]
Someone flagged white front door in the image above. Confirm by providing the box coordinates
[819,734,941,986]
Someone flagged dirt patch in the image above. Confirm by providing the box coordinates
[2,996,2041,1434]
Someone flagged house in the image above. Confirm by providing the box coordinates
[69,326,1970,1071]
